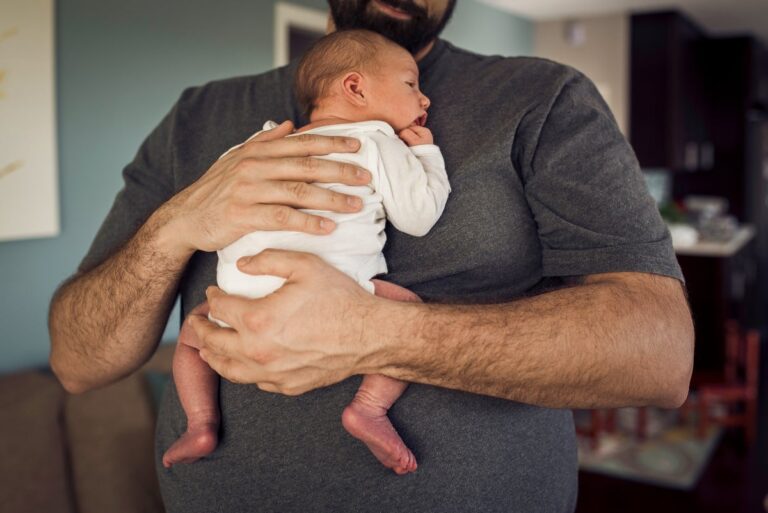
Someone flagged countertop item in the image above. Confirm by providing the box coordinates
[674,225,755,257]
[668,223,699,248]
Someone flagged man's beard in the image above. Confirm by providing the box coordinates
[328,0,457,55]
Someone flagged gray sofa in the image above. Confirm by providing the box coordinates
[0,344,174,513]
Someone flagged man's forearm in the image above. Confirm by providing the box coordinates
[367,272,694,409]
[49,207,192,393]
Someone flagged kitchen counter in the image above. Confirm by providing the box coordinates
[674,225,755,257]
[674,224,757,376]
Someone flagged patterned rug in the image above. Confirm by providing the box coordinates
[575,408,722,490]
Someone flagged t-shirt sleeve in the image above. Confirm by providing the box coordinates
[77,95,181,273]
[518,71,683,282]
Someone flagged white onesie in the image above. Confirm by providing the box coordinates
[216,120,450,301]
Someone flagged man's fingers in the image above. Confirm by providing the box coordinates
[243,180,363,212]
[240,204,337,234]
[199,349,251,385]
[237,249,321,280]
[203,287,261,333]
[254,157,372,186]
[242,133,361,159]
[250,120,295,142]
[188,301,210,317]
[188,313,243,361]
[256,382,281,394]
[218,121,296,160]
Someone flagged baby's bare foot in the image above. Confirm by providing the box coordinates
[341,393,417,475]
[162,421,219,468]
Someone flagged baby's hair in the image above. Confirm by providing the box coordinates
[294,29,401,120]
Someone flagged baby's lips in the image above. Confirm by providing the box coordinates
[415,113,428,127]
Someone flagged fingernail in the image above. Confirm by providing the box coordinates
[347,196,361,208]
[346,138,358,149]
[320,219,334,231]
[237,256,251,268]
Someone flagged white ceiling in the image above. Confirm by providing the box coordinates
[479,0,768,43]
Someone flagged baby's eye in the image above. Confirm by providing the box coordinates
[406,82,416,88]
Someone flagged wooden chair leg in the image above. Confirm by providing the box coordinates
[590,410,602,450]
[697,396,708,438]
[746,397,757,445]
[678,396,693,425]
[636,407,648,441]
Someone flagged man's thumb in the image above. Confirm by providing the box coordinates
[253,120,295,142]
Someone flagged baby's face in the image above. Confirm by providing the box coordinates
[365,47,431,131]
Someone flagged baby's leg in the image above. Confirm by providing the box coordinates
[341,279,420,475]
[162,302,221,468]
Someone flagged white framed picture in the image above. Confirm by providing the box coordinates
[0,0,59,242]
[274,2,328,67]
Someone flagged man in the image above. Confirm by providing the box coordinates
[48,0,694,511]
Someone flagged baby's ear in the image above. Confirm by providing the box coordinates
[341,72,367,106]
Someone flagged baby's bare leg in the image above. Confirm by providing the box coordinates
[341,279,420,475]
[162,302,220,468]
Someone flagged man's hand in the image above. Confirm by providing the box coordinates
[187,250,693,408]
[187,249,381,396]
[161,120,373,253]
[49,120,375,394]
[398,125,433,147]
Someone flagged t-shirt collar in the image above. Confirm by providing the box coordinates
[417,38,447,77]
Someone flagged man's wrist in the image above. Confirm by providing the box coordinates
[357,295,424,378]
[146,203,197,263]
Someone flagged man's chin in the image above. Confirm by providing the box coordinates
[329,0,455,55]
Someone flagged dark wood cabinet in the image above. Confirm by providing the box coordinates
[677,236,758,382]
[630,11,713,172]
[672,37,767,221]
[632,12,768,395]
[749,40,768,107]
[631,14,768,218]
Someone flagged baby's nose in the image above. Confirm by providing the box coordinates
[420,94,431,110]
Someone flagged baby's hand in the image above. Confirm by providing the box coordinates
[398,126,433,146]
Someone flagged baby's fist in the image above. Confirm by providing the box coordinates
[398,126,433,146]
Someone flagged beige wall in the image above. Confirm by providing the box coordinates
[534,14,629,135]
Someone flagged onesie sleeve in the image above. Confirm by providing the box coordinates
[369,132,451,237]
[516,71,683,281]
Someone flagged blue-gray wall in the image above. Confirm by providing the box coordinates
[443,0,533,56]
[0,0,531,374]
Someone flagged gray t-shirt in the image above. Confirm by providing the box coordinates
[80,39,682,513]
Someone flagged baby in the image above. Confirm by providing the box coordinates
[162,29,450,475]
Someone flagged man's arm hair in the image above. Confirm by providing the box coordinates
[48,117,378,394]
[367,272,694,409]
[48,207,191,393]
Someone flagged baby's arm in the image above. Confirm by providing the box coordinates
[370,129,450,237]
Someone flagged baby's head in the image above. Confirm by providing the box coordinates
[295,29,430,131]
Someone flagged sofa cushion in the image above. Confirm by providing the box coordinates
[65,371,163,513]
[0,371,76,513]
